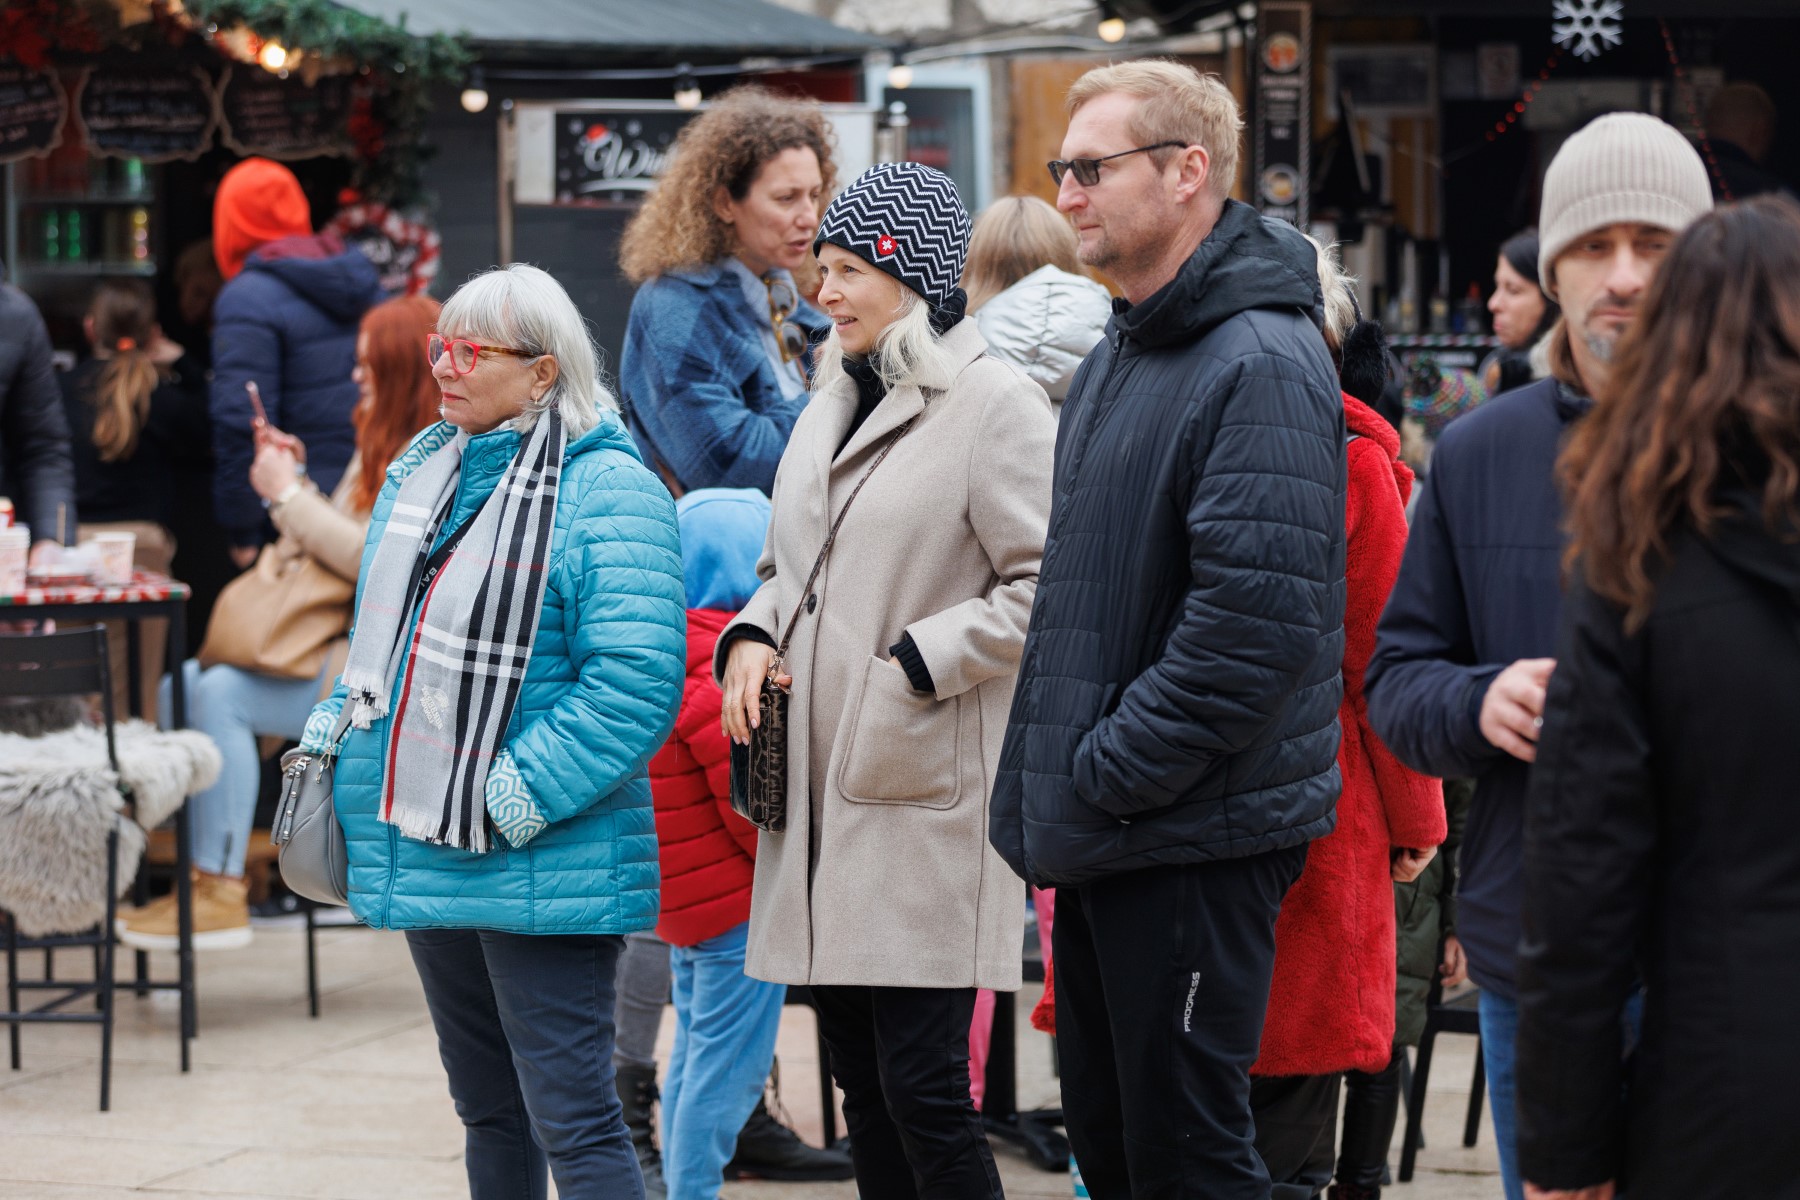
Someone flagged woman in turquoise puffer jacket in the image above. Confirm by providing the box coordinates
[302,264,685,1200]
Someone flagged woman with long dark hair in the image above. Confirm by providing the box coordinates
[1516,196,1800,1200]
[1479,229,1560,396]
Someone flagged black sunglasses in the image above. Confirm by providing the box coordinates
[1048,141,1191,188]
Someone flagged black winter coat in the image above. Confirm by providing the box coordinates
[0,284,74,540]
[990,200,1346,888]
[1365,378,1586,999]
[1516,491,1800,1198]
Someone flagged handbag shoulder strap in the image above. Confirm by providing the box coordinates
[774,417,916,658]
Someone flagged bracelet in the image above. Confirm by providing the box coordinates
[269,480,306,511]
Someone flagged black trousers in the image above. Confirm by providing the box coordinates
[1335,1046,1405,1188]
[1251,1072,1343,1200]
[405,930,641,1200]
[809,983,1004,1200]
[1054,845,1308,1200]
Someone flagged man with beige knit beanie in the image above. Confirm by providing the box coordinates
[1366,111,1712,1200]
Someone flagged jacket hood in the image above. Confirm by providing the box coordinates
[1114,199,1323,351]
[243,234,382,322]
[1344,392,1413,507]
[685,607,734,674]
[1706,485,1800,604]
[676,487,771,610]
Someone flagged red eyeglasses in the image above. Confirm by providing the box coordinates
[426,334,539,377]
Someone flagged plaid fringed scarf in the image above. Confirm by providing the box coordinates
[339,413,565,851]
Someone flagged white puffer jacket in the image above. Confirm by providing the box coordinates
[974,265,1113,411]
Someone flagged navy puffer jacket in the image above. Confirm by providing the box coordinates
[210,234,382,545]
[991,200,1347,888]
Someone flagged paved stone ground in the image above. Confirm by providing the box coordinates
[0,917,1502,1198]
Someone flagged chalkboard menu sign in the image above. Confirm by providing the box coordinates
[76,66,219,163]
[222,69,353,160]
[0,66,67,164]
[553,110,692,206]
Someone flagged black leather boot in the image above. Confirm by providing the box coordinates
[616,1062,667,1199]
[725,1094,856,1181]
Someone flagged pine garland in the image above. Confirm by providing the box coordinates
[178,0,469,207]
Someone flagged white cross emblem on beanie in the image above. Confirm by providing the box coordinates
[877,234,898,258]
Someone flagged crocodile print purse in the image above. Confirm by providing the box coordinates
[729,418,916,833]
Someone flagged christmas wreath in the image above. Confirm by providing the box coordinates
[323,195,442,297]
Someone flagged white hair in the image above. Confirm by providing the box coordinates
[810,289,956,397]
[437,263,614,438]
[1305,235,1359,352]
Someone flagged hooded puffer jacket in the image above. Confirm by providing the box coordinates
[975,264,1113,408]
[310,413,686,935]
[210,234,382,544]
[650,607,760,947]
[991,199,1347,888]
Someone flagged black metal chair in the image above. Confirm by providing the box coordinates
[0,625,125,1110]
[1398,979,1486,1182]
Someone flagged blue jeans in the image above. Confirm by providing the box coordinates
[407,929,643,1200]
[662,921,785,1200]
[1478,990,1524,1200]
[159,658,328,876]
[1482,987,1644,1200]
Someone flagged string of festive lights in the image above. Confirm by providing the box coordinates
[1485,49,1562,144]
[1658,18,1732,202]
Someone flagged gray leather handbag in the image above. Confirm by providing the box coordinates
[270,708,352,907]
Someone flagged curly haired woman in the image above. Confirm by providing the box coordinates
[613,85,853,1195]
[618,87,836,498]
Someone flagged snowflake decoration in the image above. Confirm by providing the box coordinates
[1552,0,1624,61]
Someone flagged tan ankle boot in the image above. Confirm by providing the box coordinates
[119,871,252,951]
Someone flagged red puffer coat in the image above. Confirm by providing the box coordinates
[1253,395,1447,1077]
[651,607,760,947]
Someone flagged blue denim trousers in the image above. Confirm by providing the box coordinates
[1486,987,1644,1199]
[159,658,329,876]
[406,929,644,1200]
[662,921,786,1200]
[1478,990,1524,1200]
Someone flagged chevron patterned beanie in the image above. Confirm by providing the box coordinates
[814,162,972,312]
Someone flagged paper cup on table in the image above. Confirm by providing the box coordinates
[0,527,28,595]
[91,531,135,586]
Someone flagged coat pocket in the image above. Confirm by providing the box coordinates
[839,655,963,808]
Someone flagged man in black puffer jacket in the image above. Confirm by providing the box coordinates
[990,62,1345,1200]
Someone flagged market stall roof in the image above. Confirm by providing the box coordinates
[1122,0,1797,22]
[1312,0,1797,12]
[330,0,891,55]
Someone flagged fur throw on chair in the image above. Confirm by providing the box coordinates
[0,722,220,937]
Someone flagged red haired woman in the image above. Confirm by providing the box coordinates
[124,294,442,952]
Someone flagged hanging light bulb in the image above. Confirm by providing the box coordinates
[1096,1,1127,42]
[461,67,489,114]
[674,64,702,110]
[258,40,288,72]
[887,62,914,89]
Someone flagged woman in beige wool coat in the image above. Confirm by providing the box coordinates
[719,163,1053,1198]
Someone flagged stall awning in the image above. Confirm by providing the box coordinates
[331,0,891,55]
